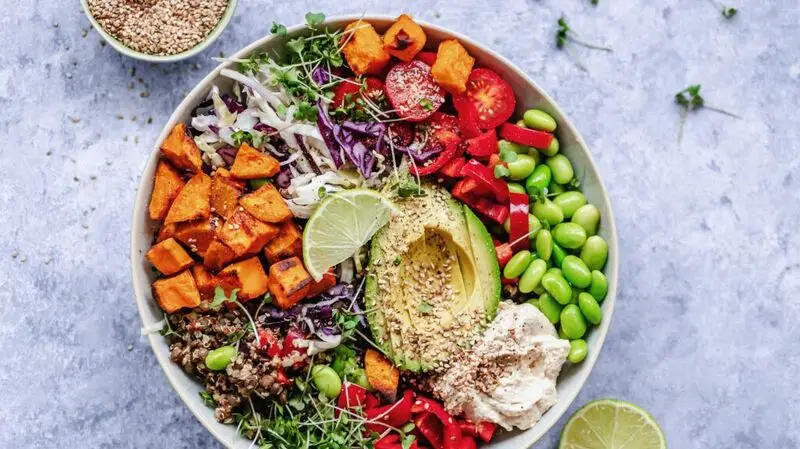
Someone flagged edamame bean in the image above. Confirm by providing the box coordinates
[525,165,552,195]
[552,223,587,249]
[523,109,558,132]
[539,136,560,156]
[588,270,608,302]
[558,325,569,339]
[570,287,583,304]
[498,139,528,154]
[542,272,573,305]
[507,154,537,180]
[552,241,568,267]
[546,267,562,277]
[527,147,542,165]
[312,365,343,399]
[205,346,237,371]
[567,339,588,363]
[553,191,587,219]
[561,255,592,288]
[519,259,548,293]
[572,204,601,236]
[560,304,587,339]
[532,198,564,226]
[546,154,574,184]
[578,292,602,325]
[526,298,540,309]
[516,119,527,127]
[507,182,527,194]
[535,229,553,260]
[248,178,270,190]
[580,235,608,270]
[504,250,533,279]
[548,182,567,195]
[538,293,563,324]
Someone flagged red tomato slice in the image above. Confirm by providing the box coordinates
[415,51,438,66]
[332,77,385,109]
[454,68,516,130]
[385,60,446,122]
[388,122,415,147]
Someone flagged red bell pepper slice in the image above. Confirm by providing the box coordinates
[495,242,513,267]
[473,197,509,224]
[459,436,477,449]
[411,132,460,176]
[411,397,462,449]
[443,421,462,449]
[337,382,367,410]
[508,192,530,252]
[439,157,466,179]
[455,97,482,139]
[365,390,414,432]
[275,366,292,385]
[461,159,509,203]
[414,412,444,449]
[416,51,438,66]
[458,422,477,437]
[499,123,554,149]
[366,393,381,409]
[375,433,401,449]
[476,422,498,443]
[464,129,498,158]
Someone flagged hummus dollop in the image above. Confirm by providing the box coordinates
[428,301,570,430]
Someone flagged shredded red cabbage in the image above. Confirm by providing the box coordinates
[312,67,330,86]
[221,93,247,113]
[216,146,238,166]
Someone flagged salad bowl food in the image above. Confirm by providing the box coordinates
[131,14,617,449]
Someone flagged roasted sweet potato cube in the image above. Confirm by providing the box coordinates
[192,265,241,302]
[342,21,391,75]
[146,237,194,275]
[149,161,186,221]
[174,218,217,257]
[164,173,211,225]
[156,223,177,243]
[432,39,475,94]
[230,143,280,179]
[306,270,337,299]
[220,257,269,301]
[160,123,202,173]
[211,168,244,219]
[268,257,313,309]
[152,270,201,313]
[239,183,293,223]
[217,209,279,257]
[203,239,237,271]
[263,220,303,263]
[383,14,427,62]
[364,349,400,402]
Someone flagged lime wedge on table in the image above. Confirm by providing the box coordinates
[560,400,667,449]
[303,189,399,281]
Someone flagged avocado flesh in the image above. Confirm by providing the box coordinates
[365,182,501,372]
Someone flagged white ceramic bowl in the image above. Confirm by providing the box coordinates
[131,15,618,449]
[80,0,237,63]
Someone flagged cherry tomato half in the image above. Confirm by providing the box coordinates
[454,68,516,130]
[331,77,385,110]
[385,60,446,122]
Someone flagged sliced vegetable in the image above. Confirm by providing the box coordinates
[239,182,293,223]
[217,209,279,257]
[337,382,368,410]
[415,412,444,449]
[384,14,427,61]
[385,60,446,122]
[415,51,437,66]
[476,422,497,443]
[499,123,554,149]
[454,68,516,129]
[174,219,216,257]
[508,192,530,252]
[331,77,385,109]
[263,220,303,263]
[341,21,391,75]
[495,242,514,267]
[220,257,270,301]
[455,98,482,139]
[431,39,475,94]
[438,157,466,179]
[210,168,244,219]
[160,123,202,173]
[364,390,413,432]
[410,131,460,176]
[463,128,498,158]
[203,240,237,271]
[230,143,280,179]
[461,159,509,202]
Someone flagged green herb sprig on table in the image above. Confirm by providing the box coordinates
[675,84,741,143]
[556,16,612,71]
[707,1,738,18]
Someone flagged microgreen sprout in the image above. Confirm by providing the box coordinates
[675,84,741,143]
[556,16,612,71]
[708,0,738,18]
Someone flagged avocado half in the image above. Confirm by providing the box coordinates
[365,182,501,372]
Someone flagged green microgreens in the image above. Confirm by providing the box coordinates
[418,302,434,314]
[210,286,240,310]
[199,391,217,407]
[231,130,253,147]
[419,98,434,111]
[396,180,425,198]
[393,256,402,266]
[158,313,180,338]
[270,21,288,37]
[675,84,741,143]
[306,12,326,28]
[556,16,612,71]
[294,101,319,121]
[708,1,738,18]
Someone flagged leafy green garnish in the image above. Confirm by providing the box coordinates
[418,302,434,314]
[294,101,319,122]
[556,16,612,71]
[397,180,425,198]
[402,435,416,449]
[722,6,737,17]
[271,21,288,37]
[199,391,216,407]
[393,256,402,266]
[159,313,180,338]
[231,130,253,147]
[419,98,434,111]
[210,287,240,310]
[675,84,740,143]
[305,12,326,28]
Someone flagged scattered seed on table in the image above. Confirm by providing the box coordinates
[81,29,88,38]
[140,91,150,98]
[147,116,153,124]
[116,114,124,120]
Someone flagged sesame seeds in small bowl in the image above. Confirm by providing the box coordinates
[81,0,237,63]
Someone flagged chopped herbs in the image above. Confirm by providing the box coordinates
[231,130,253,147]
[419,98,434,111]
[556,16,612,71]
[675,84,741,143]
[271,21,288,37]
[305,12,326,28]
[722,6,737,18]
[418,301,434,314]
[397,180,425,198]
[209,287,240,310]
[393,257,402,266]
[199,391,217,407]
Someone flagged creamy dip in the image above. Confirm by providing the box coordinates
[428,301,570,430]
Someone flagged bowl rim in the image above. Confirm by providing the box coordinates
[130,14,618,449]
[80,0,238,63]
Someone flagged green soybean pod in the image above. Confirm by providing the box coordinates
[551,241,568,267]
[312,365,343,399]
[546,154,574,184]
[539,136,560,157]
[542,272,572,305]
[538,293,563,324]
[535,229,553,260]
[570,287,583,304]
[525,165,552,195]
[578,292,603,325]
[532,199,564,226]
[558,325,569,339]
[523,109,558,132]
[504,250,533,279]
[572,204,601,236]
[568,339,588,363]
[546,267,562,277]
[560,304,587,339]
[549,182,567,195]
[588,270,608,302]
[507,154,537,181]
[552,223,588,249]
[526,298,541,309]
[507,182,527,194]
[561,255,592,288]
[498,139,529,154]
[553,191,587,219]
[533,283,547,295]
[205,346,238,371]
[580,235,609,271]
[519,259,548,293]
[527,147,543,165]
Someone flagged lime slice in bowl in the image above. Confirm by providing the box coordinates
[560,400,666,449]
[303,189,399,281]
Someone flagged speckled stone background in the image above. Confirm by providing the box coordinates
[1,0,798,448]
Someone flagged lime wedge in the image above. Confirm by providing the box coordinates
[303,189,399,281]
[560,400,667,449]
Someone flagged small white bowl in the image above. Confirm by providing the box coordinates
[131,15,618,449]
[80,0,237,63]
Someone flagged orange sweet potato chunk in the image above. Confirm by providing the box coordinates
[239,183,293,223]
[364,349,400,402]
[383,14,427,62]
[263,220,303,263]
[342,21,391,75]
[160,123,202,173]
[149,161,186,221]
[217,209,279,257]
[146,237,194,275]
[174,218,217,257]
[431,39,475,94]
[192,265,242,302]
[211,168,244,219]
[268,256,313,309]
[156,223,177,243]
[203,239,237,271]
[164,173,211,225]
[153,270,201,313]
[220,257,270,301]
[306,270,337,299]
[230,143,280,179]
